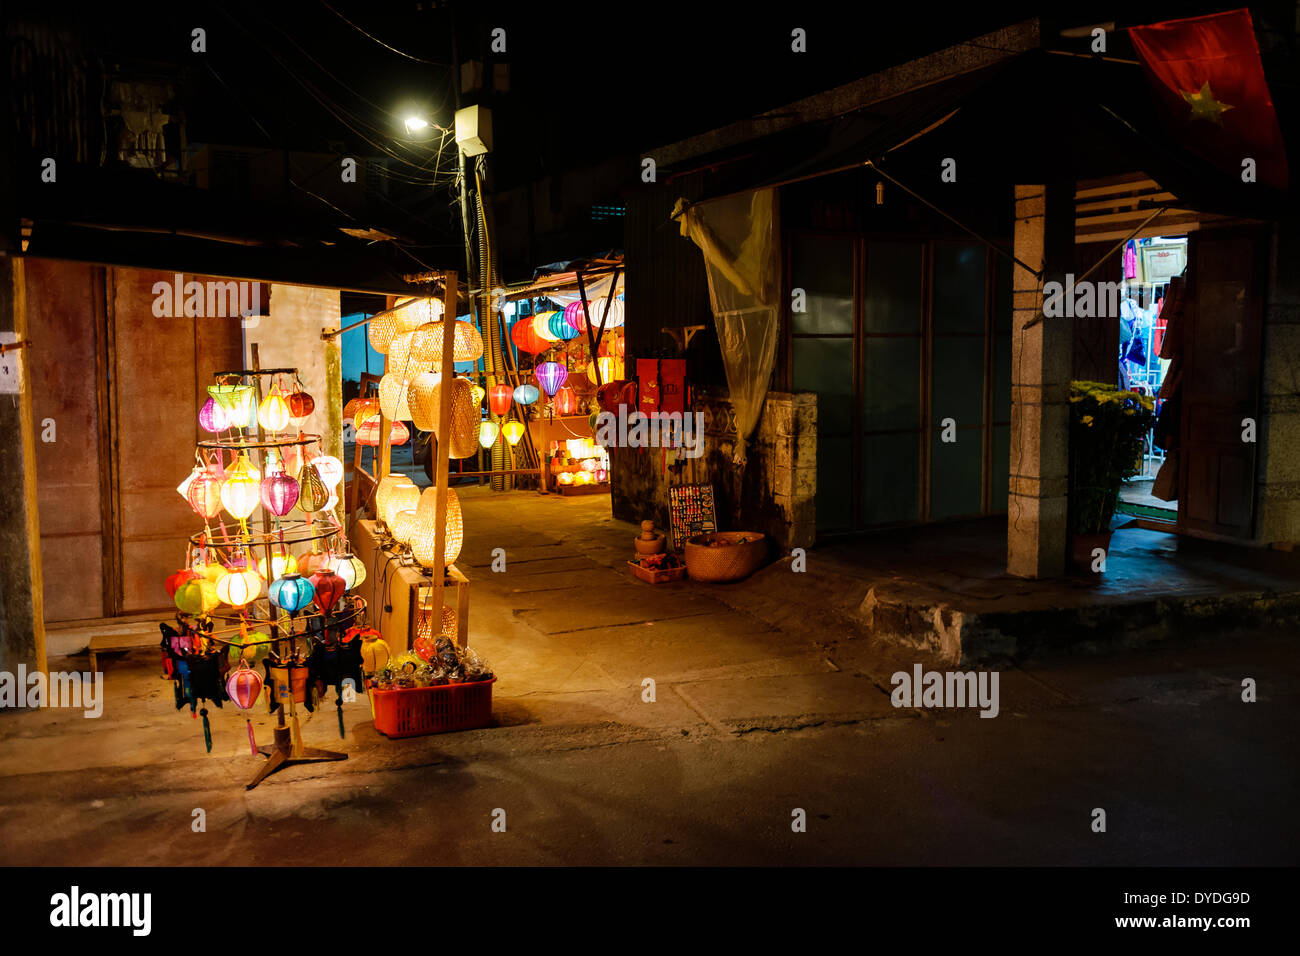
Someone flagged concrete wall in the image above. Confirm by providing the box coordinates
[1254,222,1300,546]
[611,389,817,550]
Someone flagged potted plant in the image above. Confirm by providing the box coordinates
[1067,380,1156,572]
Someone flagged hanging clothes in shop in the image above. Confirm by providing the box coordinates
[1123,240,1139,280]
[1151,274,1187,501]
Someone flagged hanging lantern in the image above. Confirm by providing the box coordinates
[585,295,626,329]
[587,356,625,384]
[532,311,561,343]
[488,383,513,416]
[510,316,547,354]
[268,574,315,615]
[330,553,367,590]
[430,377,481,459]
[287,388,315,425]
[470,382,486,406]
[391,509,419,545]
[355,418,410,447]
[198,397,228,433]
[177,466,200,502]
[310,571,346,615]
[298,465,330,513]
[410,320,485,366]
[502,420,526,446]
[614,333,625,358]
[186,470,223,520]
[411,486,464,568]
[207,384,254,429]
[312,455,344,491]
[297,550,332,577]
[388,330,417,376]
[175,578,219,615]
[220,465,260,522]
[165,568,200,599]
[564,300,587,333]
[369,297,439,354]
[547,311,580,341]
[258,389,291,433]
[344,397,379,426]
[254,551,298,581]
[554,386,579,416]
[226,662,263,710]
[374,474,409,524]
[407,371,444,431]
[378,373,412,421]
[513,384,540,405]
[478,420,500,448]
[216,569,262,608]
[260,470,299,517]
[534,361,568,397]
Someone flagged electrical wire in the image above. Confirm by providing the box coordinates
[315,0,452,67]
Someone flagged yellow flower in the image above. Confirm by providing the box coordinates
[1082,415,1094,426]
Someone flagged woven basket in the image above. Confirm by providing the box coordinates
[431,378,480,459]
[683,531,767,582]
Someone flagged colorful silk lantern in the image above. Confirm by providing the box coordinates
[258,389,291,433]
[555,385,579,416]
[297,550,332,577]
[535,361,568,397]
[502,420,526,445]
[310,571,346,615]
[510,316,547,354]
[226,662,263,710]
[532,311,562,343]
[216,569,262,607]
[513,384,540,405]
[186,470,223,520]
[587,356,624,384]
[548,311,579,341]
[330,553,367,590]
[478,420,500,448]
[298,465,330,513]
[268,574,315,615]
[585,295,626,329]
[355,418,410,446]
[175,578,219,615]
[198,397,228,433]
[488,383,512,415]
[207,384,254,429]
[260,470,299,516]
[564,300,587,332]
[287,389,315,425]
[470,382,486,406]
[255,551,298,581]
[220,466,260,523]
[165,568,200,599]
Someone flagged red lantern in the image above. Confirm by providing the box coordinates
[510,317,546,354]
[226,661,263,709]
[488,383,512,416]
[165,568,200,598]
[310,571,346,615]
[297,551,332,577]
[355,418,410,446]
[555,385,579,416]
[287,389,315,421]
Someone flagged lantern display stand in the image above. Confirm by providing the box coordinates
[169,359,369,789]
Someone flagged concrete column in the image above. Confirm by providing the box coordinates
[1007,183,1073,578]
[1254,222,1300,546]
[0,256,48,674]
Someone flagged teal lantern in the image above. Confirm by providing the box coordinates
[513,384,540,405]
[268,574,315,615]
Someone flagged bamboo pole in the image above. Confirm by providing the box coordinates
[429,272,458,625]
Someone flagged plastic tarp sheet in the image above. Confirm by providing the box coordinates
[675,187,779,464]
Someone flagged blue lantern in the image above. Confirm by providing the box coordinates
[513,384,540,405]
[268,574,315,615]
[548,311,579,341]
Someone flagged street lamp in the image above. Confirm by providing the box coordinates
[404,115,430,135]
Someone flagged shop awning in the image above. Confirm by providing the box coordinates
[16,164,454,294]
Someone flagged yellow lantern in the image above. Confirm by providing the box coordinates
[258,389,291,433]
[255,552,298,580]
[410,319,484,366]
[391,509,418,545]
[587,356,624,384]
[220,461,260,524]
[470,382,486,406]
[374,474,411,525]
[388,330,417,376]
[478,420,500,448]
[407,371,443,431]
[381,482,420,531]
[411,487,463,568]
[216,569,262,607]
[502,420,526,446]
[369,296,438,355]
[378,373,412,421]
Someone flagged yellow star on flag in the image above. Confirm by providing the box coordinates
[1181,81,1234,125]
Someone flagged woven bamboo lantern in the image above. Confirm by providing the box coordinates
[411,486,463,568]
[388,330,417,377]
[369,296,439,354]
[410,319,485,368]
[378,372,412,421]
[428,377,481,459]
[381,482,420,531]
[391,509,418,545]
[374,474,408,523]
[407,371,444,431]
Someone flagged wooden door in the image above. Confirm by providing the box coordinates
[1178,229,1265,539]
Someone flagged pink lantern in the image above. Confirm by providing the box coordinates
[186,471,223,519]
[226,661,263,710]
[310,571,346,615]
[534,361,568,397]
[564,300,587,332]
[297,551,333,577]
[198,397,228,433]
[260,471,299,516]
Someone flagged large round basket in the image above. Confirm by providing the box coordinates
[683,531,767,583]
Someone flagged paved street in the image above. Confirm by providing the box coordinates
[2,489,1296,866]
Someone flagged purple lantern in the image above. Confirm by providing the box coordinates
[564,301,587,333]
[535,361,569,397]
[198,397,229,433]
[260,471,300,517]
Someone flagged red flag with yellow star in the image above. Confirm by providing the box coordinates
[1129,8,1287,190]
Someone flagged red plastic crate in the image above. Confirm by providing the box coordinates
[369,678,496,738]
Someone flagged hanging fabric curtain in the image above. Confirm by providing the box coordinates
[674,188,779,464]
